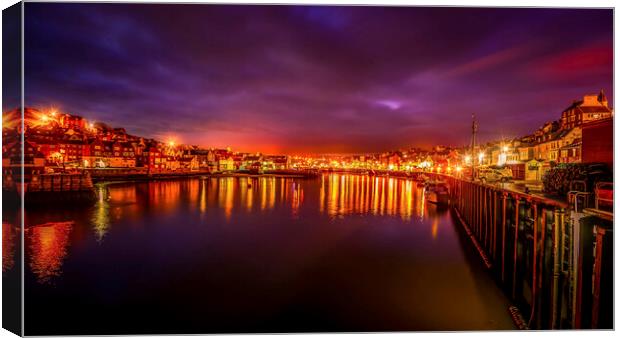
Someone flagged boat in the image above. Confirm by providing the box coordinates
[424,180,450,205]
[416,174,429,187]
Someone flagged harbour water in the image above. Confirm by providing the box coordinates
[5,174,515,334]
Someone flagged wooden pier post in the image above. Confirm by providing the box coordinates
[512,197,520,300]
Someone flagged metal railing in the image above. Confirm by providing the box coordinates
[438,174,612,329]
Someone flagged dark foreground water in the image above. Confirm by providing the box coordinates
[6,174,514,334]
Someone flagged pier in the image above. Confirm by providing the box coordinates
[440,174,612,329]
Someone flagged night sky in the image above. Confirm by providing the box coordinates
[21,4,613,154]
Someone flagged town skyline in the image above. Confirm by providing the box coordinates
[16,4,613,154]
[8,86,614,157]
[7,88,612,167]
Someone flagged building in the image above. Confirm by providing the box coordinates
[558,139,582,164]
[179,156,199,171]
[581,117,613,167]
[3,140,46,182]
[59,113,86,130]
[108,141,136,168]
[560,90,613,130]
[142,146,164,172]
[218,157,235,171]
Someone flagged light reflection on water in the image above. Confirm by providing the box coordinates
[16,174,441,284]
[26,221,73,284]
[321,174,421,219]
[2,221,17,272]
[12,174,442,284]
[18,174,514,333]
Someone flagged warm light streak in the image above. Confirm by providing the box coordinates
[27,222,73,284]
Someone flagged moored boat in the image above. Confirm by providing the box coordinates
[424,180,449,205]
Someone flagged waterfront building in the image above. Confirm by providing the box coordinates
[264,155,289,170]
[581,117,613,167]
[533,127,582,163]
[109,141,136,168]
[240,155,262,170]
[142,146,164,172]
[560,90,613,130]
[558,139,582,164]
[82,139,106,168]
[165,156,180,171]
[218,156,235,171]
[2,140,46,182]
[179,156,199,171]
[188,148,213,171]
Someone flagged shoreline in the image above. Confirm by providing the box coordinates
[90,171,319,183]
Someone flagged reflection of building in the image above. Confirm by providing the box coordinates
[320,174,415,220]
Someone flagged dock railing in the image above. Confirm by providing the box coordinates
[436,174,612,330]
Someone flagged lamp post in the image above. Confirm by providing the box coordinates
[471,114,478,181]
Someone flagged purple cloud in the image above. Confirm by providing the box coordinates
[21,4,613,154]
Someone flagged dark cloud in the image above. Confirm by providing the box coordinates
[22,4,613,153]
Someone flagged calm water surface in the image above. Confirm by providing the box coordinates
[6,174,514,334]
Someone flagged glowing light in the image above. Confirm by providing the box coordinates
[464,155,471,164]
[27,222,74,284]
[502,146,509,152]
[478,152,485,163]
[456,166,462,172]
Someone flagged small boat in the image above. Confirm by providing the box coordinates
[416,174,429,187]
[424,180,450,205]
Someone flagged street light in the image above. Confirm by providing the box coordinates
[464,155,471,164]
[478,152,485,164]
